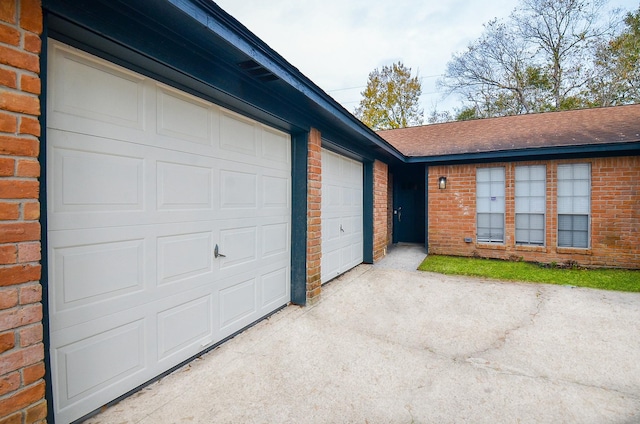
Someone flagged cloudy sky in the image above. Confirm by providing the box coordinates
[214,0,638,118]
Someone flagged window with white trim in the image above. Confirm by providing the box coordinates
[476,167,505,243]
[557,163,591,248]
[515,165,546,246]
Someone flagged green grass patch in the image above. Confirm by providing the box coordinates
[418,255,640,292]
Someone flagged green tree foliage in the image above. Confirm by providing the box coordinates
[355,62,423,130]
[589,6,640,105]
[440,0,624,119]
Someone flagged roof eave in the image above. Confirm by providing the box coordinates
[405,141,640,165]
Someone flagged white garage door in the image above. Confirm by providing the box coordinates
[321,149,364,283]
[46,41,291,423]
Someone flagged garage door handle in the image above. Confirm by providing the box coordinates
[214,244,226,258]
[340,224,344,233]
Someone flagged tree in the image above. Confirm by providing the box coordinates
[439,0,619,118]
[355,62,423,130]
[427,107,454,124]
[440,19,550,118]
[589,6,640,105]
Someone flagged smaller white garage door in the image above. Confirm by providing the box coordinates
[321,149,364,283]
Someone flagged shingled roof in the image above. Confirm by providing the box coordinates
[377,104,640,158]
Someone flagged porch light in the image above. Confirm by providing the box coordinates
[438,176,447,189]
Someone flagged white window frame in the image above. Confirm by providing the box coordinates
[515,165,546,246]
[476,167,505,244]
[557,163,591,248]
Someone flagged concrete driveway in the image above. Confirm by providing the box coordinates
[86,247,640,423]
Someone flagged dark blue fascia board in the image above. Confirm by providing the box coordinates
[405,141,640,165]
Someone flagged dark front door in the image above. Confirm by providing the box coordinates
[393,166,426,243]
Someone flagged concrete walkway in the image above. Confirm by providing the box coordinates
[86,246,640,423]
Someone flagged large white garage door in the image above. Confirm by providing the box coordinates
[321,149,363,283]
[46,41,291,423]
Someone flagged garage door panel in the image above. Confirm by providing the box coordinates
[157,231,212,286]
[56,319,146,403]
[322,217,341,243]
[261,267,289,308]
[157,294,213,361]
[220,169,257,209]
[261,222,288,258]
[50,142,144,214]
[156,86,212,146]
[262,175,289,208]
[218,226,257,269]
[262,127,291,165]
[218,277,257,331]
[49,42,145,132]
[51,238,145,314]
[219,110,258,157]
[156,161,213,210]
[321,249,341,282]
[48,40,291,423]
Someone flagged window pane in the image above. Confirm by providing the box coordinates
[515,229,527,242]
[491,182,505,197]
[530,214,544,229]
[515,180,529,197]
[491,196,505,213]
[490,167,504,181]
[530,166,546,180]
[530,197,545,213]
[574,196,590,214]
[574,214,588,231]
[477,198,491,213]
[557,197,574,214]
[477,183,490,198]
[558,214,572,231]
[530,181,545,196]
[477,212,504,243]
[515,198,528,213]
[557,180,572,197]
[515,214,528,228]
[530,229,545,244]
[557,164,572,179]
[477,168,490,182]
[558,230,572,247]
[490,213,503,227]
[558,214,589,248]
[573,163,590,179]
[574,180,589,196]
[574,231,589,248]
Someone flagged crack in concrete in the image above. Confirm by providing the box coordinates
[458,286,547,362]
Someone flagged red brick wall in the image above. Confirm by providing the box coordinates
[306,128,322,303]
[372,160,389,261]
[428,157,640,269]
[0,0,47,423]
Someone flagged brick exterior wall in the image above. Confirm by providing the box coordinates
[0,1,47,423]
[373,160,389,261]
[428,157,640,269]
[306,128,322,303]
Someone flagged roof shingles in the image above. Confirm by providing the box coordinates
[377,105,640,157]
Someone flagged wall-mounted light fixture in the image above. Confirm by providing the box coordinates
[438,176,447,189]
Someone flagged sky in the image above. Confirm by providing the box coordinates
[214,0,638,120]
